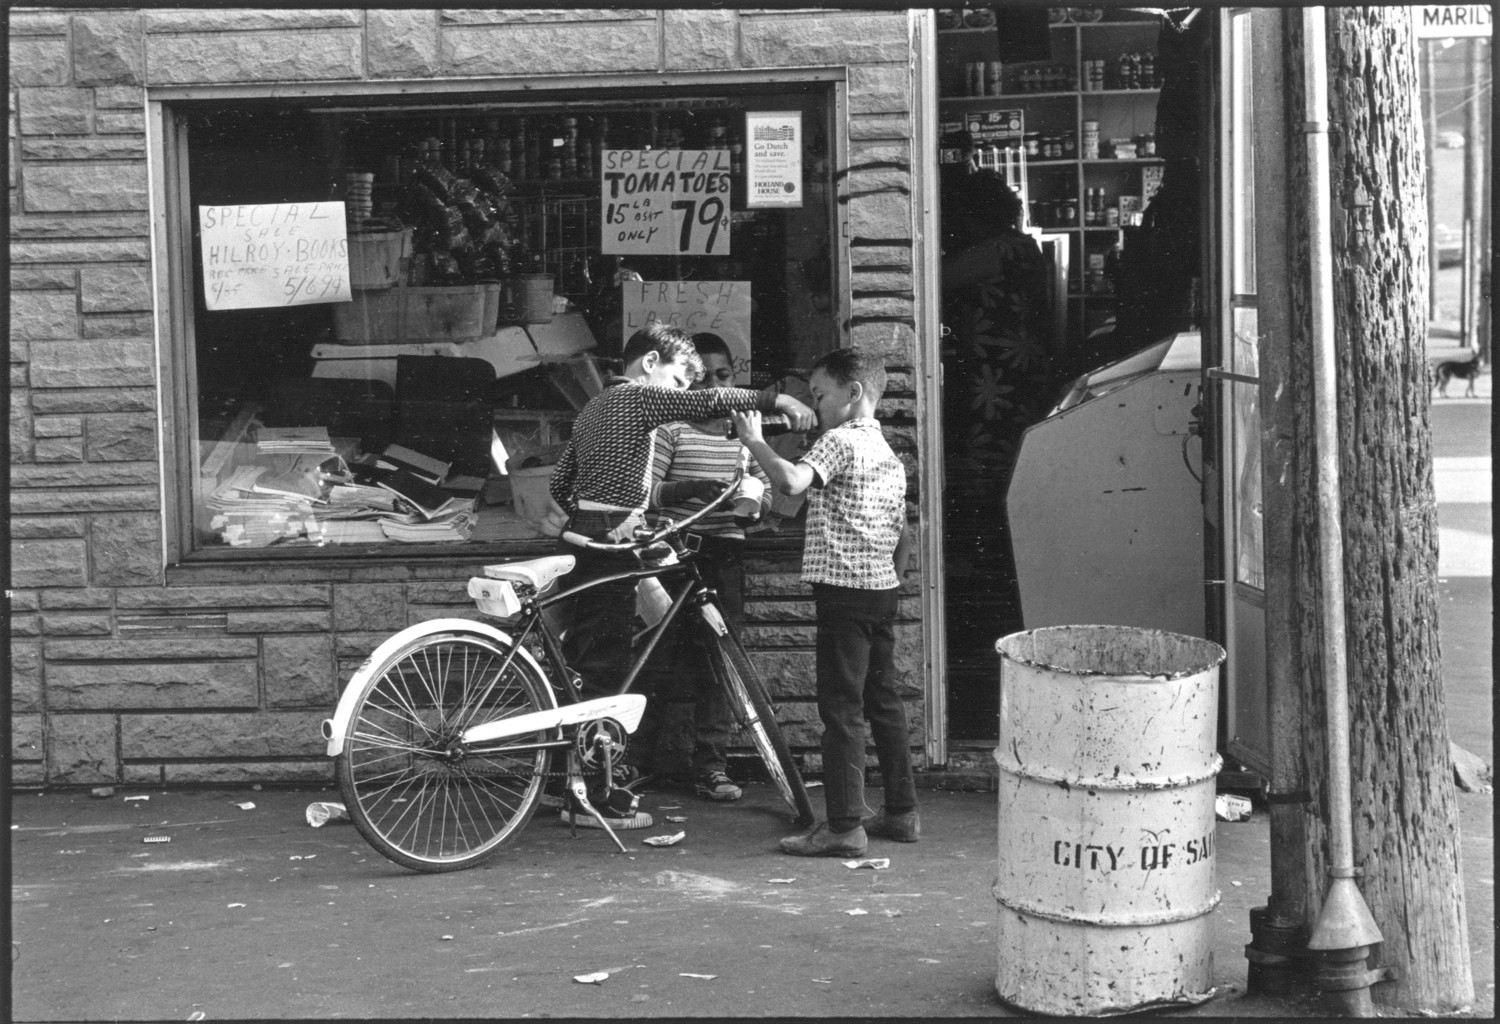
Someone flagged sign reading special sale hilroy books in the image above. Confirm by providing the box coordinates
[198,201,351,311]
[745,111,803,209]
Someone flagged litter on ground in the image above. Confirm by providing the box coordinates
[234,802,255,810]
[125,795,150,803]
[642,832,686,847]
[143,836,171,844]
[842,858,890,870]
[665,816,688,823]
[845,908,869,916]
[766,878,796,884]
[574,971,610,984]
[305,802,349,827]
[679,973,716,980]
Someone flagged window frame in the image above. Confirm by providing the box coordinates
[147,70,850,578]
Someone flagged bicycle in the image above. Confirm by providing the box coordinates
[320,474,816,872]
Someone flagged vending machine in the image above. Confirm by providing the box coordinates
[1005,331,1205,637]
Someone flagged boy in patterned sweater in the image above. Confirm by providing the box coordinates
[733,346,918,856]
[548,323,814,827]
[630,333,775,802]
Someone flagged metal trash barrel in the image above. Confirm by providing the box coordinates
[993,625,1226,1015]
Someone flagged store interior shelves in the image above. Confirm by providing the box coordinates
[937,8,1166,350]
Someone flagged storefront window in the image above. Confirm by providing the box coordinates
[172,85,837,556]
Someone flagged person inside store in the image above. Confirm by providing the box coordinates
[626,332,775,804]
[732,346,918,857]
[939,167,1056,663]
[547,322,815,829]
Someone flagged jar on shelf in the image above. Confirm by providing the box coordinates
[1062,131,1076,158]
[985,61,1004,95]
[1081,120,1100,160]
[1024,133,1042,158]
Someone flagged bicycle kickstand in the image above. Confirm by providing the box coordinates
[565,759,629,854]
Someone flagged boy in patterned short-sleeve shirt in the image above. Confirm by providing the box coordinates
[733,346,919,857]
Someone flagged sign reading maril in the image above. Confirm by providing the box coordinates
[601,150,733,256]
[1414,4,1492,36]
[199,202,351,311]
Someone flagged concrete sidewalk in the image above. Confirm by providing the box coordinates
[9,776,1493,1020]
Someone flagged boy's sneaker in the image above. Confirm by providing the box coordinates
[560,787,653,830]
[694,770,742,802]
[862,807,920,843]
[778,822,867,857]
[559,807,654,830]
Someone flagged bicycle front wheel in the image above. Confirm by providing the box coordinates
[707,630,817,826]
[336,630,554,872]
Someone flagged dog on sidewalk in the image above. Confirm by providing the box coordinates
[1433,352,1482,398]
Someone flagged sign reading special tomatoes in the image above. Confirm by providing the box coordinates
[600,150,733,256]
[745,111,803,209]
[198,201,350,311]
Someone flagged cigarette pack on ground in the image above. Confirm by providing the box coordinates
[1215,794,1252,822]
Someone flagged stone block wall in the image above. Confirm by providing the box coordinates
[8,7,930,788]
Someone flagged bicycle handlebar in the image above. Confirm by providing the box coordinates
[560,467,745,555]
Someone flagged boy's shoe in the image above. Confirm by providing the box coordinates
[560,787,653,830]
[694,770,742,802]
[559,807,654,830]
[862,807,920,843]
[778,822,867,857]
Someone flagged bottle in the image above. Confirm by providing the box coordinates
[724,414,795,439]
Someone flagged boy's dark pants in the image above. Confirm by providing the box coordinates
[556,510,641,701]
[813,583,918,833]
[632,536,741,776]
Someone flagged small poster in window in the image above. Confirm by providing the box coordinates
[745,111,803,209]
[198,202,350,311]
[621,281,753,382]
[601,150,733,256]
[1141,165,1165,205]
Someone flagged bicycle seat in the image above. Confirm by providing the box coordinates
[482,555,577,590]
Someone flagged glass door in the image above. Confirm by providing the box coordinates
[1212,8,1269,774]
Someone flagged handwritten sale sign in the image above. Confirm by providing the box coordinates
[601,150,732,256]
[199,202,351,311]
[622,280,752,382]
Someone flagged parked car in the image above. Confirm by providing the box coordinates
[1437,129,1466,149]
[1434,223,1462,267]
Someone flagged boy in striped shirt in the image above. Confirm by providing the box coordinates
[630,333,775,802]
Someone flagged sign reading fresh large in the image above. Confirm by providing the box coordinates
[621,280,753,382]
[1414,4,1492,36]
[600,150,733,256]
[199,202,350,311]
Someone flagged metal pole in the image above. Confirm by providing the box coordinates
[1300,8,1386,1015]
[1464,36,1486,351]
[1424,41,1440,320]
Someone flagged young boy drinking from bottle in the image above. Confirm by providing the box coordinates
[628,333,775,803]
[547,322,814,828]
[732,346,918,856]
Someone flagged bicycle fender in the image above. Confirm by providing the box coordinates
[320,618,555,757]
[699,601,729,637]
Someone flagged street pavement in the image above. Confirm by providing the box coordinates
[8,344,1491,1021]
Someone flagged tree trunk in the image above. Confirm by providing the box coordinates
[1286,8,1474,1012]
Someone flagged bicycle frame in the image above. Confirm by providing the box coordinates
[503,541,721,708]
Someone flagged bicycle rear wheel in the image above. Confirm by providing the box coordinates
[706,629,817,826]
[336,630,554,872]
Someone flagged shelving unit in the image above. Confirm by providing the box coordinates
[938,13,1167,346]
